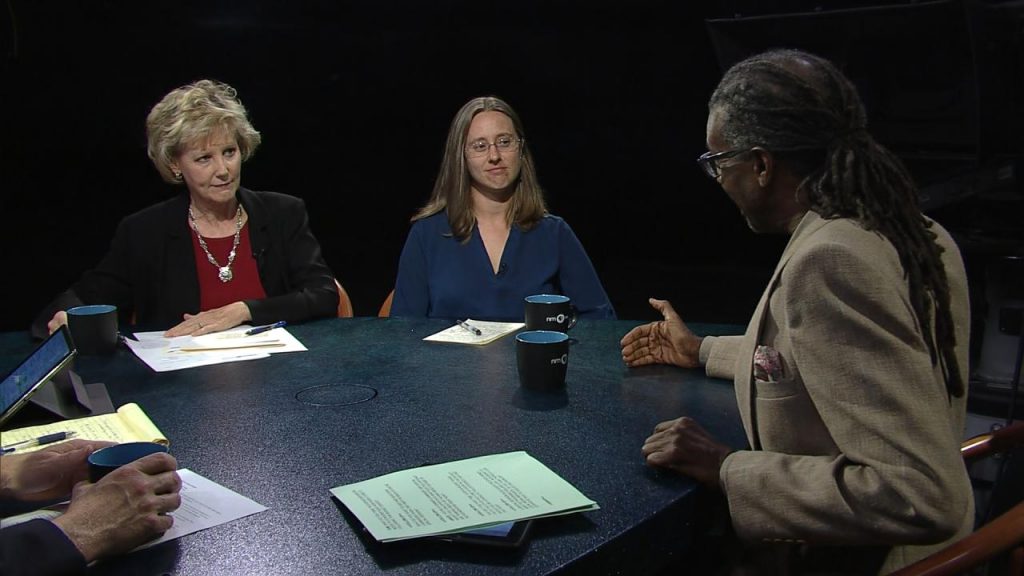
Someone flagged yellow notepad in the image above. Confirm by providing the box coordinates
[0,403,168,452]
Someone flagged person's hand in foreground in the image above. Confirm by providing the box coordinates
[164,301,252,337]
[46,311,69,335]
[642,416,733,489]
[620,298,702,368]
[53,451,182,563]
[0,439,113,501]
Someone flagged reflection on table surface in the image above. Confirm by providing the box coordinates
[1,317,747,576]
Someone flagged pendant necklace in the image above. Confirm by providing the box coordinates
[189,204,243,283]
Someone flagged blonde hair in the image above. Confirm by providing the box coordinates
[146,79,262,183]
[412,96,547,242]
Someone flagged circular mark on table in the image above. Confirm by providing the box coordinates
[295,384,378,406]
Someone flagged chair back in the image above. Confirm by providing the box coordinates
[886,503,1024,576]
[962,421,1024,462]
[378,290,394,317]
[335,279,354,318]
[887,421,1024,575]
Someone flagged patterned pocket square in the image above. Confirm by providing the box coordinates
[753,345,785,382]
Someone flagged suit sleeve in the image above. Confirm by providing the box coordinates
[704,335,742,379]
[719,239,971,546]
[0,519,86,576]
[555,220,615,319]
[245,198,338,324]
[391,223,430,317]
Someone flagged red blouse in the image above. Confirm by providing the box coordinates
[190,222,267,312]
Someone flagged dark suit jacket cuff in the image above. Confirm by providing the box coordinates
[1,518,87,576]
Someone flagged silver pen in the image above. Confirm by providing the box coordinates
[457,319,482,336]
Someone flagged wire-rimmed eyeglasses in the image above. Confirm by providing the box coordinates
[465,135,523,157]
[696,148,755,179]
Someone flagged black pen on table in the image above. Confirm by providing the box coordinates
[457,319,482,336]
[2,431,77,454]
[246,320,287,336]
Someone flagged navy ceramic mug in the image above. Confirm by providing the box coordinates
[66,304,118,355]
[516,330,570,391]
[88,442,169,482]
[524,294,577,332]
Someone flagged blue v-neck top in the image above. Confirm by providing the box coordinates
[392,212,615,321]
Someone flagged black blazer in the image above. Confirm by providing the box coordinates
[32,188,338,337]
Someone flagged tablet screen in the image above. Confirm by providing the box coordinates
[430,520,533,548]
[462,521,516,538]
[0,325,76,426]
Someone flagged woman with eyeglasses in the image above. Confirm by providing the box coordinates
[34,80,338,338]
[391,96,615,321]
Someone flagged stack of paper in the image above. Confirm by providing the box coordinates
[423,320,524,346]
[330,451,599,542]
[123,326,307,372]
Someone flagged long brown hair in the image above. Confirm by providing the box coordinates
[412,96,547,242]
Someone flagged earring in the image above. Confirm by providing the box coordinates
[172,171,182,181]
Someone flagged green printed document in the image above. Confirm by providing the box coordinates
[330,451,599,542]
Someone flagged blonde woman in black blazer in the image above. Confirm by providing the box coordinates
[35,80,336,338]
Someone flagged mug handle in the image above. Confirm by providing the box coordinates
[567,305,578,330]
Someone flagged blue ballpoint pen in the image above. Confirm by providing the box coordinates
[245,321,287,336]
[2,431,77,454]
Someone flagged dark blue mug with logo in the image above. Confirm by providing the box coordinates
[516,330,570,391]
[524,294,577,332]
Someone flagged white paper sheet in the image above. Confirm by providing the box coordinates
[136,468,268,549]
[0,468,267,551]
[124,326,306,372]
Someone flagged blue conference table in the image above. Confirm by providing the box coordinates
[1,318,747,575]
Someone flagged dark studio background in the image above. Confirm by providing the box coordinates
[1,0,1021,337]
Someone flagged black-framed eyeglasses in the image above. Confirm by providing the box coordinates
[465,135,523,157]
[696,148,755,179]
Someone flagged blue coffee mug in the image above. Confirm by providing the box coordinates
[88,441,169,482]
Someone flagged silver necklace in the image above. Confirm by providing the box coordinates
[188,204,243,283]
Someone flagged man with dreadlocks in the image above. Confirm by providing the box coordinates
[620,49,972,574]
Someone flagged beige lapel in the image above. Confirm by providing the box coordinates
[734,211,829,450]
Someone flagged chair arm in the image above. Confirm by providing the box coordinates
[887,501,1024,576]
